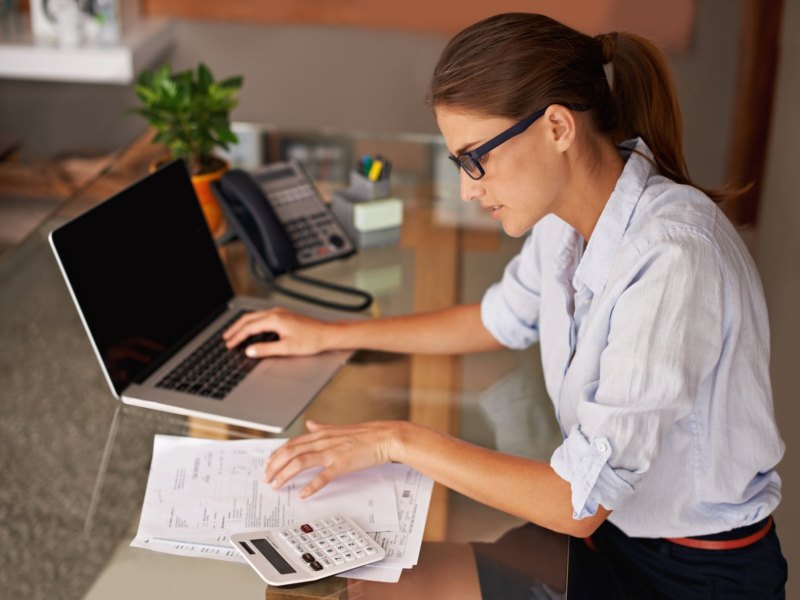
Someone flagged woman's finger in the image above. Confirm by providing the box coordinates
[222,310,268,340]
[266,430,371,488]
[299,468,337,498]
[244,339,289,358]
[269,448,331,489]
[264,432,337,482]
[264,421,400,494]
[223,319,264,348]
[305,419,331,433]
[223,308,287,347]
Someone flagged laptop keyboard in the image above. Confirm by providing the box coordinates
[156,311,275,400]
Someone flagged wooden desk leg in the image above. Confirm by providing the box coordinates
[410,355,461,541]
[405,202,462,541]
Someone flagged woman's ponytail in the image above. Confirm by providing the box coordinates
[598,32,690,190]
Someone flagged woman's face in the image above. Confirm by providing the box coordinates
[435,106,568,238]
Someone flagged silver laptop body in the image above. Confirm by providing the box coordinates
[49,160,351,433]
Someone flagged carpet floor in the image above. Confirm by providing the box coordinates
[0,195,62,256]
[0,222,186,600]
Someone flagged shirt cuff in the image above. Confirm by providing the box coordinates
[550,425,636,520]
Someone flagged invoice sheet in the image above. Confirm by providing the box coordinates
[131,435,399,549]
[343,463,435,582]
[132,462,435,584]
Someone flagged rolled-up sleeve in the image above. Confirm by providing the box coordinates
[550,228,725,519]
[551,426,637,519]
[481,232,543,349]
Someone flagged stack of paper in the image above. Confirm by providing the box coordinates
[131,435,433,583]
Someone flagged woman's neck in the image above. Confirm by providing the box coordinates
[557,137,625,242]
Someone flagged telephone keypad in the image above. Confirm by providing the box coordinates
[252,162,355,268]
[284,211,342,262]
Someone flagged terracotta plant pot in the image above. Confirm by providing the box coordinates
[190,160,228,237]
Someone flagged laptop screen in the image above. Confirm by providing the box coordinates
[50,160,234,396]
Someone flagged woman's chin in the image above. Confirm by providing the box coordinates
[500,219,533,238]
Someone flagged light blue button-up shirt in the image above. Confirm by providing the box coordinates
[481,139,784,538]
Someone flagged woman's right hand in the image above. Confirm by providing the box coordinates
[222,307,338,357]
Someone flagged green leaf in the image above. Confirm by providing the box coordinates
[218,75,243,90]
[152,131,172,146]
[130,61,244,169]
[197,63,213,92]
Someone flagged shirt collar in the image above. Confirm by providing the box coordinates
[573,138,653,296]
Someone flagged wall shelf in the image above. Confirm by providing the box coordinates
[0,18,174,84]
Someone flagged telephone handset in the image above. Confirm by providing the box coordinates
[213,161,355,276]
[212,161,371,311]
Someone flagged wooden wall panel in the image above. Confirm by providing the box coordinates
[724,0,785,227]
[141,0,695,52]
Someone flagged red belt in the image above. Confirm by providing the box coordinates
[665,516,773,550]
[583,516,773,552]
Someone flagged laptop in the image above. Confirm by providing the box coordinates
[49,159,353,433]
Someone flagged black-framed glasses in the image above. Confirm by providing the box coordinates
[447,104,588,180]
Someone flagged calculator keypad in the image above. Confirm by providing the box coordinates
[231,512,385,586]
[278,518,379,574]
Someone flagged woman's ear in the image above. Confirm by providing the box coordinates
[544,104,577,152]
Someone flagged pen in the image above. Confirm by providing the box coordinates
[361,156,373,177]
[368,159,384,181]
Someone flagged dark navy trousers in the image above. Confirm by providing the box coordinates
[566,518,788,599]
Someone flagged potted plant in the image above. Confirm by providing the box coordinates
[133,63,244,235]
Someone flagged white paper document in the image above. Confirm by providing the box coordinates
[344,463,434,582]
[133,435,398,545]
[131,435,433,583]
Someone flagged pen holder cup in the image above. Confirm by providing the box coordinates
[348,169,391,201]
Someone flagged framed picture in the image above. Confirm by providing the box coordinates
[30,0,122,44]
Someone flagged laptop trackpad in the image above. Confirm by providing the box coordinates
[256,354,346,381]
[233,353,348,419]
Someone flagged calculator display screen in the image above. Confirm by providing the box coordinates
[251,538,296,574]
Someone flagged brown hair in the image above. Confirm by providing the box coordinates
[428,13,738,203]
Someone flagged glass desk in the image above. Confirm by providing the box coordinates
[0,126,565,599]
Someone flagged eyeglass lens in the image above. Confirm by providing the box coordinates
[457,155,482,179]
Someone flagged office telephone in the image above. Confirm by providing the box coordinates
[212,161,372,311]
[213,161,356,275]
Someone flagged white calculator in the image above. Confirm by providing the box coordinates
[229,513,386,586]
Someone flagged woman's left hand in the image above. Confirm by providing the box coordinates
[265,420,406,498]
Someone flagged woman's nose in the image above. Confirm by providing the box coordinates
[460,171,484,203]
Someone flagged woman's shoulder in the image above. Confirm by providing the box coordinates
[625,175,722,254]
[619,175,760,295]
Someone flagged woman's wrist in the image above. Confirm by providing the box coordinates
[387,420,416,465]
[320,320,351,352]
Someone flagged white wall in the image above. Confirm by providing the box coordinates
[165,3,742,188]
[755,0,800,593]
[1,2,742,182]
[669,0,741,188]
[167,22,444,136]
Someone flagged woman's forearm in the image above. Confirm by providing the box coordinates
[326,303,503,355]
[393,422,610,538]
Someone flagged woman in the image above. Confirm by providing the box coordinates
[225,13,787,598]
